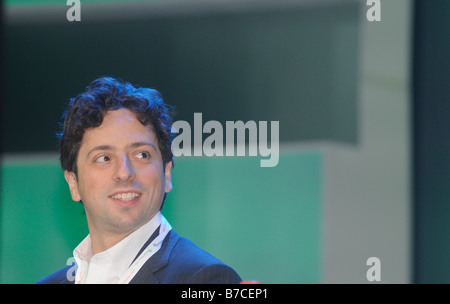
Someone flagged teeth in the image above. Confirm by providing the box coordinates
[111,193,140,201]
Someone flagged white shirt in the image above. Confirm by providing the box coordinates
[73,212,163,284]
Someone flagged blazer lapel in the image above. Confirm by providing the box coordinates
[129,230,179,284]
[130,225,161,265]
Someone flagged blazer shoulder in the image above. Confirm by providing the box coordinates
[172,236,226,267]
[161,233,242,283]
[36,265,74,284]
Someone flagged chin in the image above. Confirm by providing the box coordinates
[110,217,144,233]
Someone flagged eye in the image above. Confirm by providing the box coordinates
[94,155,110,163]
[136,151,151,159]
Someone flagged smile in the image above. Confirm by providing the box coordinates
[110,192,141,201]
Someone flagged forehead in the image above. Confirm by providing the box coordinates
[80,109,157,148]
[102,108,141,125]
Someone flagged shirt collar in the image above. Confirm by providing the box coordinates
[73,211,163,283]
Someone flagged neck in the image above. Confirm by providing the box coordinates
[85,213,159,255]
[87,221,148,255]
[89,229,135,255]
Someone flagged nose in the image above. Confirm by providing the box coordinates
[113,154,136,182]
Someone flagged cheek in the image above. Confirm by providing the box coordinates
[138,167,165,190]
[77,171,109,201]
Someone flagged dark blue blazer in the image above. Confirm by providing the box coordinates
[36,230,241,284]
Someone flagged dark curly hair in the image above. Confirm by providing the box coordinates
[58,76,174,176]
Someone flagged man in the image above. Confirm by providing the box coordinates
[37,76,241,284]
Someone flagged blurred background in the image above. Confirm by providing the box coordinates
[0,0,449,283]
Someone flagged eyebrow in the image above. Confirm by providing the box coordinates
[86,145,114,160]
[86,142,157,160]
[129,141,157,152]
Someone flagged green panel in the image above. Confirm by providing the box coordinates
[1,151,321,283]
[0,160,88,284]
[164,152,322,283]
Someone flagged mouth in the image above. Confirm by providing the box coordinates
[109,192,142,202]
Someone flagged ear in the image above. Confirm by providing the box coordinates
[164,161,173,193]
[64,170,81,202]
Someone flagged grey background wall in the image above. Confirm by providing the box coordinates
[322,0,412,283]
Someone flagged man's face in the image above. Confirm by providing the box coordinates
[64,108,172,237]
